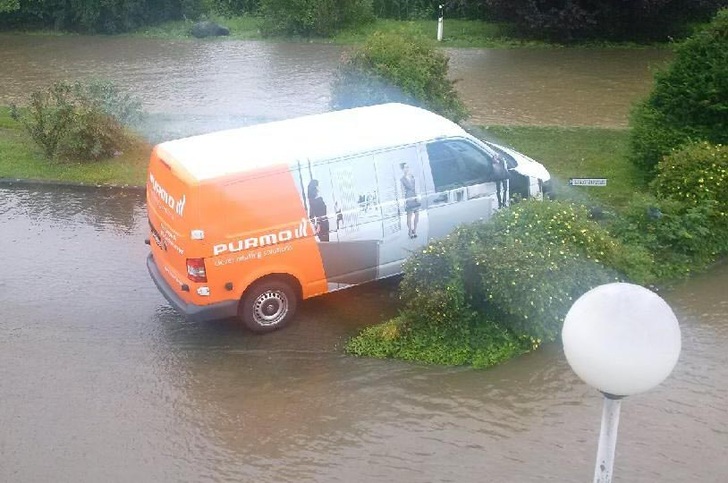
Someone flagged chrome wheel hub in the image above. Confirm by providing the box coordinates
[252,290,288,327]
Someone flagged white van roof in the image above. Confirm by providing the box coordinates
[157,103,466,182]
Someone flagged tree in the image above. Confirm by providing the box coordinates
[0,0,19,13]
[330,30,468,123]
[629,8,728,175]
[0,0,203,33]
[483,0,726,42]
[260,0,374,37]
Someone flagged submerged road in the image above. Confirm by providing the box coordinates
[1,183,727,482]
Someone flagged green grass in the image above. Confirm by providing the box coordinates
[10,15,674,48]
[122,16,673,48]
[1,106,645,207]
[128,15,262,40]
[123,16,553,47]
[479,125,645,210]
[331,19,538,48]
[0,107,150,186]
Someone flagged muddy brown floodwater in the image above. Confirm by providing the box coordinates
[0,34,671,141]
[0,32,722,482]
[1,183,726,482]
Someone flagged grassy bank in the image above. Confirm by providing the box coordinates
[127,16,526,47]
[481,125,643,209]
[121,16,665,48]
[0,107,150,186]
[129,15,262,40]
[332,19,530,48]
[1,105,641,207]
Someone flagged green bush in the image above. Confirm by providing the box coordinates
[346,199,655,367]
[483,0,723,42]
[397,234,473,332]
[260,0,373,37]
[371,0,434,20]
[646,142,728,267]
[652,142,728,215]
[0,0,202,33]
[606,193,723,280]
[11,81,143,162]
[210,0,260,16]
[346,219,538,367]
[469,235,619,342]
[330,30,468,123]
[629,8,728,176]
[0,0,19,14]
[627,103,692,178]
[465,200,646,341]
[486,199,651,280]
[345,314,534,368]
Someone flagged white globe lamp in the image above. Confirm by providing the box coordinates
[562,282,681,482]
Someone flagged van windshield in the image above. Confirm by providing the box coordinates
[484,142,518,170]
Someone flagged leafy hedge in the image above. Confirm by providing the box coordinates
[614,141,728,276]
[346,200,653,367]
[629,8,728,176]
[0,0,203,33]
[469,201,653,340]
[330,30,468,123]
[210,0,260,16]
[260,0,374,37]
[607,193,723,280]
[346,224,537,367]
[482,0,724,42]
[652,142,728,216]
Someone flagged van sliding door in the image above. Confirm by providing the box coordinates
[295,146,427,289]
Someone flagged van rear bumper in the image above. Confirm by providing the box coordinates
[146,254,239,322]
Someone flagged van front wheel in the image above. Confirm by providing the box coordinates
[239,280,297,333]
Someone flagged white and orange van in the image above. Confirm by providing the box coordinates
[145,103,550,332]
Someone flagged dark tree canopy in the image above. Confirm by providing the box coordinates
[0,0,205,33]
[259,0,374,37]
[2,0,726,39]
[483,0,727,41]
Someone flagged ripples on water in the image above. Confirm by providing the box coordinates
[0,33,671,140]
[2,183,727,482]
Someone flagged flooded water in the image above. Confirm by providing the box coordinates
[1,184,726,482]
[0,33,671,139]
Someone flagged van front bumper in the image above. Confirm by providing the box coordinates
[146,254,239,322]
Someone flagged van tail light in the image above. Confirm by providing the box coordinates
[186,258,208,283]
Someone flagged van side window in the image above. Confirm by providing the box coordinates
[426,140,495,192]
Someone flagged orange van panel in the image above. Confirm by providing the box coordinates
[195,166,328,301]
[147,148,328,311]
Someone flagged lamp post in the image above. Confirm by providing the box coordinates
[562,283,681,483]
[437,4,444,41]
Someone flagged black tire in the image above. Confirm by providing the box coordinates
[239,279,297,333]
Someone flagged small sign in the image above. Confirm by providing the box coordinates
[569,178,607,187]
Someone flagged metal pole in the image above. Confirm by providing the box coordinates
[437,4,444,41]
[593,395,622,483]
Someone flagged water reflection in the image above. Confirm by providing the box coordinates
[0,182,144,234]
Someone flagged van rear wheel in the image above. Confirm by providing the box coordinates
[239,280,297,333]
